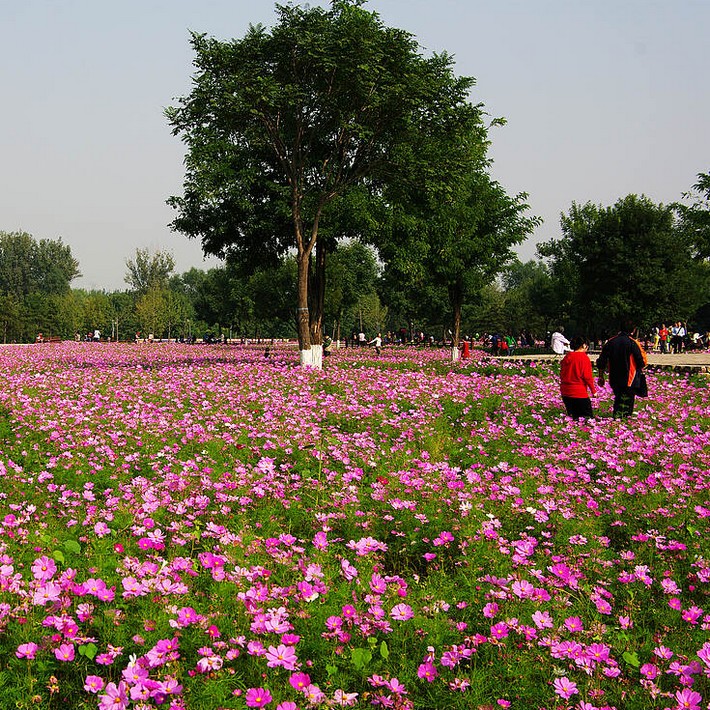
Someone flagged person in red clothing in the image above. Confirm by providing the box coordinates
[560,335,596,419]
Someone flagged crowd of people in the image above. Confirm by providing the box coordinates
[644,322,710,353]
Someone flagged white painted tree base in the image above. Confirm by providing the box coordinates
[451,347,460,361]
[299,344,323,369]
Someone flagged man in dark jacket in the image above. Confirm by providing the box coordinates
[597,324,645,417]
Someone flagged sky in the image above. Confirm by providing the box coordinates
[1,0,708,292]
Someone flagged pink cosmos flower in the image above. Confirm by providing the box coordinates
[490,622,509,640]
[682,606,704,625]
[16,642,38,659]
[173,606,203,627]
[369,573,387,594]
[390,603,413,621]
[32,581,62,606]
[386,677,407,694]
[245,687,272,708]
[654,645,674,660]
[31,555,57,581]
[340,559,358,580]
[640,663,658,679]
[265,644,298,670]
[332,689,358,706]
[54,643,75,661]
[276,703,299,710]
[324,613,344,632]
[417,662,438,682]
[552,676,579,700]
[675,688,702,710]
[564,616,584,633]
[483,602,499,618]
[312,531,328,549]
[618,615,633,629]
[532,610,553,629]
[84,675,105,693]
[289,672,311,691]
[98,681,129,710]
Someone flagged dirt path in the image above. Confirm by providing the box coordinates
[499,351,710,373]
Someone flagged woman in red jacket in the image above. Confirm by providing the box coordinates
[560,335,596,419]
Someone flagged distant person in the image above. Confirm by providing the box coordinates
[93,329,101,342]
[560,336,596,419]
[323,335,333,357]
[369,333,382,355]
[551,329,571,355]
[659,323,669,353]
[597,321,646,418]
[358,331,366,348]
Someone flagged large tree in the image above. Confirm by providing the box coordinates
[539,195,708,335]
[167,0,483,366]
[0,231,80,299]
[378,164,539,355]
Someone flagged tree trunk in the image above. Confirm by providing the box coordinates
[296,250,312,364]
[449,282,463,361]
[451,300,462,361]
[309,240,326,347]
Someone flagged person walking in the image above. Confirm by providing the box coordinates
[560,336,596,419]
[368,333,382,355]
[551,329,571,356]
[597,322,646,418]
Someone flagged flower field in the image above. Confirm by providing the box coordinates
[0,342,708,710]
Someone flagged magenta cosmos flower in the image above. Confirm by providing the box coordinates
[675,688,702,710]
[245,687,272,708]
[552,676,579,700]
[16,642,39,660]
[417,662,438,682]
[390,603,414,621]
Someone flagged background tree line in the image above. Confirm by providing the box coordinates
[3,170,709,346]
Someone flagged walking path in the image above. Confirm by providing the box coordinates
[498,351,710,373]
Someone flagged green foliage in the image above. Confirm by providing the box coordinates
[539,194,709,335]
[124,248,175,294]
[673,170,710,259]
[0,231,81,341]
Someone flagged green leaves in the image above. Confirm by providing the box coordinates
[78,643,98,660]
[622,650,640,668]
[52,539,82,564]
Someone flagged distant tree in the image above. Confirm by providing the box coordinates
[167,0,484,366]
[501,259,563,337]
[0,231,80,298]
[75,290,112,340]
[124,248,175,295]
[673,171,710,259]
[135,288,168,338]
[249,259,298,338]
[539,195,708,335]
[0,294,22,343]
[324,241,380,341]
[379,166,539,354]
[35,239,82,294]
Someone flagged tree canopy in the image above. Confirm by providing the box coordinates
[538,195,709,335]
[0,231,80,298]
[167,0,486,364]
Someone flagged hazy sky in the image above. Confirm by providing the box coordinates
[2,1,708,291]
